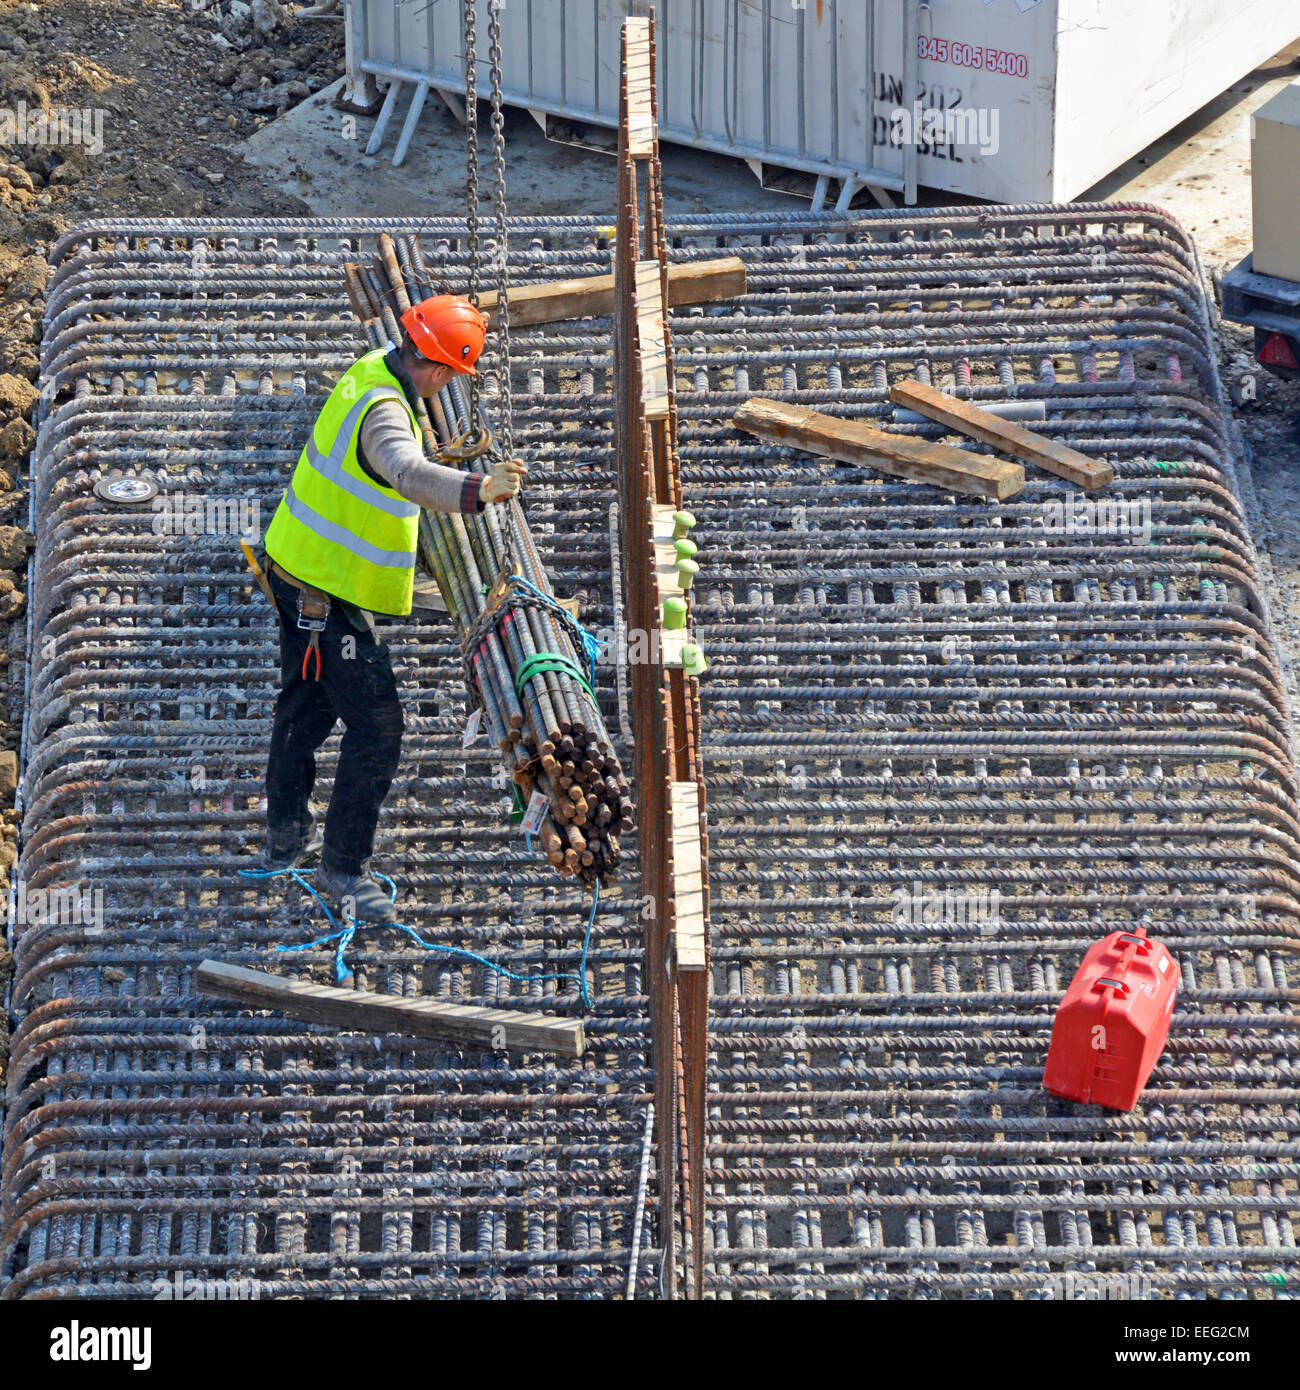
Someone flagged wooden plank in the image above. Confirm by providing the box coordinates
[665,257,747,311]
[410,570,447,613]
[670,783,707,971]
[659,626,688,669]
[197,960,585,1056]
[733,397,1024,501]
[623,16,655,157]
[476,257,746,330]
[635,260,670,420]
[889,378,1115,489]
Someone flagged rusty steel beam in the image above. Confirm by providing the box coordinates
[613,13,712,1300]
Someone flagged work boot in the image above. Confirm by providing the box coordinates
[257,821,325,872]
[315,861,398,923]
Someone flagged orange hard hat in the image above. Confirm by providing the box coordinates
[400,294,487,375]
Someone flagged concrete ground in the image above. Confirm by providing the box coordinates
[243,76,803,221]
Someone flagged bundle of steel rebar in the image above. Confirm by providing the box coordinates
[344,233,633,888]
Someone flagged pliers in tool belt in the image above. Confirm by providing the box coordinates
[296,591,329,681]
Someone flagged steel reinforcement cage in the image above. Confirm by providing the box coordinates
[2,206,1298,1298]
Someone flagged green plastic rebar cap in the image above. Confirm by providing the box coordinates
[676,558,700,590]
[674,537,698,561]
[681,643,708,676]
[663,596,688,630]
[672,510,697,539]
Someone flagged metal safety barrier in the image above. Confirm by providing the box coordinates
[2,205,1298,1298]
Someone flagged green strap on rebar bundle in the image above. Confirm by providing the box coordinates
[514,653,596,704]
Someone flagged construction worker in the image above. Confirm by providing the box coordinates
[257,293,526,921]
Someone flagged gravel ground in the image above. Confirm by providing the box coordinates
[1214,319,1300,728]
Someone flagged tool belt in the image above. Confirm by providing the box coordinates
[265,558,331,681]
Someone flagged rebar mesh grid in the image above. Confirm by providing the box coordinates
[4,217,661,1300]
[678,207,1300,1299]
[2,206,1297,1298]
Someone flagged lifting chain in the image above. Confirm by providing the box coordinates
[456,1,516,583]
[463,0,481,425]
[475,0,515,584]
[486,0,514,459]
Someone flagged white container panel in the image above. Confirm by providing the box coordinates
[1053,0,1300,200]
[905,0,1058,202]
[657,4,896,182]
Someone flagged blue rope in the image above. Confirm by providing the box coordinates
[579,882,600,1009]
[239,866,600,1004]
[240,865,355,977]
[505,574,604,682]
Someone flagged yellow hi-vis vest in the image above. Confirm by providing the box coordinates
[264,350,422,616]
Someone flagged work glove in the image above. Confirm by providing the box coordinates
[480,458,528,504]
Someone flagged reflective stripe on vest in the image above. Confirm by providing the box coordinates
[280,480,418,569]
[303,387,420,521]
[263,350,423,616]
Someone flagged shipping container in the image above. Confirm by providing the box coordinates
[345,0,1300,204]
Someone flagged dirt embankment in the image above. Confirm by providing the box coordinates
[0,0,345,1063]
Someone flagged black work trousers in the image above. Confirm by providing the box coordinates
[263,569,405,877]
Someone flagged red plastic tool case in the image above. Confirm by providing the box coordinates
[1043,929,1179,1111]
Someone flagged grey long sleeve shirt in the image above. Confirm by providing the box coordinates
[358,398,486,515]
